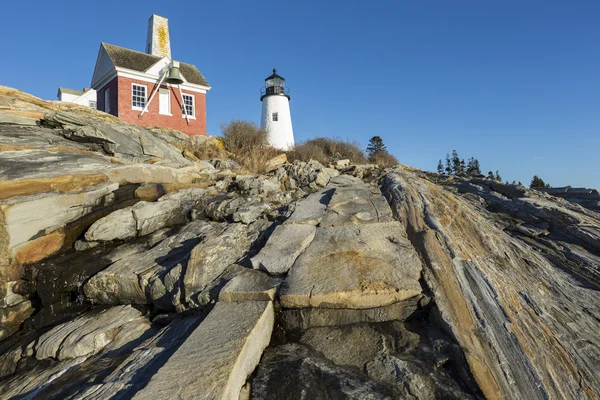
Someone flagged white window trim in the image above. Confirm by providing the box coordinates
[159,88,172,116]
[181,93,196,119]
[131,83,148,111]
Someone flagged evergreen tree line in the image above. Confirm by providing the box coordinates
[530,175,550,189]
[436,150,503,181]
[435,151,552,189]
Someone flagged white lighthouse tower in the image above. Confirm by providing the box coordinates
[260,69,295,150]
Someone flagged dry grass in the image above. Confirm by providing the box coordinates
[183,137,228,161]
[369,150,399,168]
[220,120,281,174]
[287,137,367,165]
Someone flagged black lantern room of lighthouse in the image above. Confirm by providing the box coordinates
[261,69,290,101]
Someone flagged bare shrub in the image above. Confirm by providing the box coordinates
[288,137,367,165]
[369,150,399,168]
[220,120,280,173]
[183,137,228,161]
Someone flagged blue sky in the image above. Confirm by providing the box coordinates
[2,1,599,188]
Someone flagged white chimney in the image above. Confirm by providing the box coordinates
[146,15,171,59]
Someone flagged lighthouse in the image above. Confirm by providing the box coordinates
[260,69,295,150]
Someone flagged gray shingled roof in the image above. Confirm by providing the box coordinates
[58,87,84,96]
[101,43,209,87]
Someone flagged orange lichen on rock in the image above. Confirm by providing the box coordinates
[0,174,110,200]
[14,230,65,265]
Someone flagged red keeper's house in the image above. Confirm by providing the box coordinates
[90,14,210,136]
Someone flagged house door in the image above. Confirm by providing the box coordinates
[159,89,171,115]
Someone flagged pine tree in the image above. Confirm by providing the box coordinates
[366,136,387,158]
[459,159,466,175]
[437,160,444,174]
[530,175,548,188]
[466,157,481,176]
[445,154,452,174]
[451,150,461,175]
[465,158,474,176]
[495,170,502,181]
[473,159,481,175]
[487,171,495,179]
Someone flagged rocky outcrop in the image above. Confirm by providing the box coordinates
[0,89,220,340]
[1,86,599,399]
[382,168,600,400]
[133,301,274,400]
[540,186,600,212]
[84,220,221,309]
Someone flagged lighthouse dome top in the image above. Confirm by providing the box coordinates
[265,68,285,85]
[261,68,290,101]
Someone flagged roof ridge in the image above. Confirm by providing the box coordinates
[99,42,209,87]
[102,42,200,68]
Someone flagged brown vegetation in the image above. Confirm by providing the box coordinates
[287,137,367,165]
[369,150,399,168]
[183,136,228,161]
[220,120,280,174]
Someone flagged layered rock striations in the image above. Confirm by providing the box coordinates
[382,169,600,399]
[0,86,598,399]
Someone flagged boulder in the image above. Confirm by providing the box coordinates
[236,176,282,197]
[319,184,395,227]
[281,160,340,190]
[264,153,287,172]
[33,305,151,361]
[335,159,350,168]
[251,343,393,399]
[84,221,219,308]
[184,223,253,305]
[84,208,137,241]
[280,222,422,309]
[133,301,274,400]
[299,324,394,369]
[203,193,247,221]
[134,183,165,201]
[0,301,34,341]
[132,200,187,236]
[212,158,241,171]
[251,224,316,274]
[285,187,334,225]
[365,354,472,399]
[84,193,199,242]
[219,268,281,302]
[233,203,273,224]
